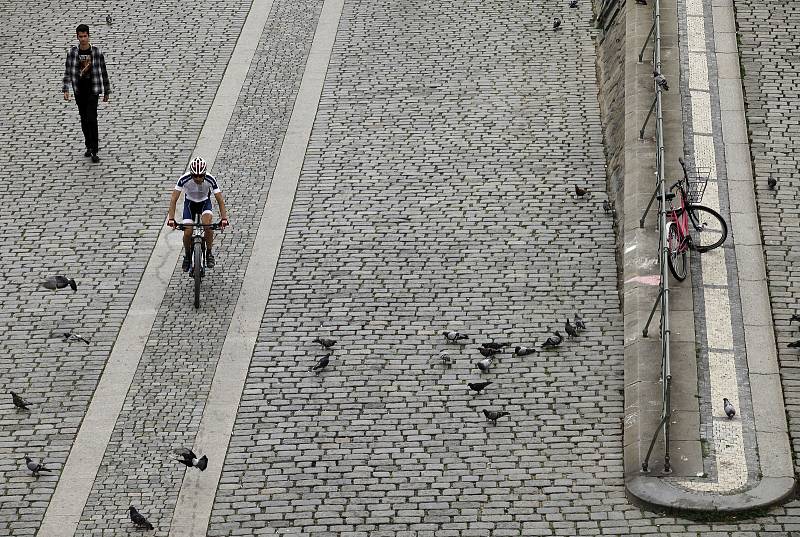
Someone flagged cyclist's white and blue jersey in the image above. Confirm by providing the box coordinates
[175,173,221,222]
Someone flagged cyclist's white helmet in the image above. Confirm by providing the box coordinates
[189,157,207,176]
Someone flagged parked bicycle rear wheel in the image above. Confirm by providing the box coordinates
[666,222,687,281]
[193,241,202,309]
[688,205,727,252]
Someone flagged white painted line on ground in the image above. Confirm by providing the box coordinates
[168,0,345,535]
[36,1,273,535]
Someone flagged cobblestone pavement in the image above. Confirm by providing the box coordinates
[206,0,800,533]
[207,0,629,534]
[72,0,324,534]
[4,0,800,535]
[0,2,251,536]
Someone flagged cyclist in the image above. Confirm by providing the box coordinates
[167,157,229,270]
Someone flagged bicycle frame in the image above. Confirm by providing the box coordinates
[177,214,218,268]
[175,214,221,308]
[666,184,691,253]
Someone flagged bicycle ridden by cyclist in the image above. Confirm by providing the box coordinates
[167,157,229,270]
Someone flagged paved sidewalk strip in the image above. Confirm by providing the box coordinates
[168,0,344,534]
[676,0,748,491]
[36,0,272,533]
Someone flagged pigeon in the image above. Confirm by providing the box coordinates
[575,185,589,197]
[478,346,501,358]
[106,14,113,25]
[483,409,510,425]
[553,18,562,30]
[569,0,578,6]
[768,177,777,190]
[310,353,331,374]
[61,331,90,344]
[443,330,468,343]
[129,506,154,530]
[791,314,800,323]
[635,0,647,4]
[40,275,77,292]
[11,391,30,410]
[476,357,493,372]
[514,346,537,356]
[429,350,453,368]
[541,330,564,349]
[574,314,587,331]
[789,340,800,348]
[175,448,208,471]
[312,337,336,349]
[654,71,669,91]
[723,398,736,419]
[25,457,51,476]
[480,342,507,350]
[564,318,579,339]
[468,381,492,394]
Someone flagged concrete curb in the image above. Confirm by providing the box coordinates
[627,475,796,514]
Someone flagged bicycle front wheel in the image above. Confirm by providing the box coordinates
[688,205,727,252]
[666,222,687,281]
[193,242,202,309]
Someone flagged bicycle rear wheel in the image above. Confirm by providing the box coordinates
[666,222,687,281]
[688,205,727,252]
[193,241,202,309]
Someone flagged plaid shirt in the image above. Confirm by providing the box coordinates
[62,45,111,96]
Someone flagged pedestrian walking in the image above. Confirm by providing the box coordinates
[62,24,111,163]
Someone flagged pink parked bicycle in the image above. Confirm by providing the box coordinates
[664,157,727,281]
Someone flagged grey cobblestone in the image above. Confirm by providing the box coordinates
[2,0,800,534]
[72,0,323,534]
[208,0,626,534]
[0,1,249,535]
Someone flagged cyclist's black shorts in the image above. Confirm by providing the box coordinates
[182,198,212,223]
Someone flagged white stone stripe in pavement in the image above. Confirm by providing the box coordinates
[168,0,344,535]
[36,0,273,534]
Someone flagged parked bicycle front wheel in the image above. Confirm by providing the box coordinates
[688,205,727,252]
[193,242,202,309]
[666,222,688,281]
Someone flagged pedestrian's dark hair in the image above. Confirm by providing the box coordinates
[76,24,90,35]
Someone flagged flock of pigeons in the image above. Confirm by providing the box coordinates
[309,316,588,427]
[5,275,210,530]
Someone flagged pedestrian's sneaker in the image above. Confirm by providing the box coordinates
[84,148,92,157]
[182,256,191,272]
[91,153,100,163]
[206,251,215,269]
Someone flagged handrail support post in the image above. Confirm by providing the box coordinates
[639,95,658,139]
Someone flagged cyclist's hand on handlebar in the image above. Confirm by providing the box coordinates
[167,218,177,229]
[219,218,229,230]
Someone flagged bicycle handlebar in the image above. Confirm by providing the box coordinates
[175,222,222,230]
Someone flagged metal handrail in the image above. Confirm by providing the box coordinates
[638,0,672,474]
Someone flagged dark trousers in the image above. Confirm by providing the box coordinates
[75,92,99,153]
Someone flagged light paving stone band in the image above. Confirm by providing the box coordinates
[168,0,344,534]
